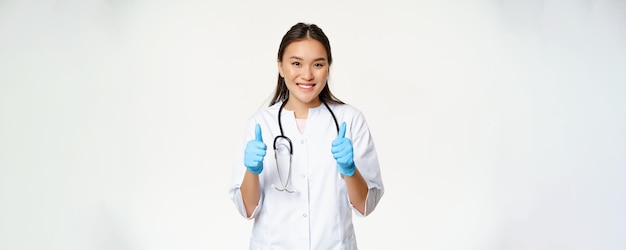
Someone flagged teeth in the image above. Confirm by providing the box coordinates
[298,84,314,89]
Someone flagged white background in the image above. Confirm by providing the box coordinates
[1,0,625,249]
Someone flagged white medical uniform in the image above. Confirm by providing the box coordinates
[229,101,384,250]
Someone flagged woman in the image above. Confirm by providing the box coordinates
[229,22,384,250]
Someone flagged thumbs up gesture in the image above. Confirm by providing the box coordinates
[331,122,355,176]
[244,123,267,174]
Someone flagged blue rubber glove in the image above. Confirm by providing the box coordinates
[244,123,266,174]
[331,122,355,176]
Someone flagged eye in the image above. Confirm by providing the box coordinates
[291,62,301,66]
[314,63,325,68]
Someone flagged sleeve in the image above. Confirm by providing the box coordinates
[349,109,385,217]
[228,117,264,219]
[230,187,264,219]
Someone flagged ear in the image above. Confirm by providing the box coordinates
[277,60,284,78]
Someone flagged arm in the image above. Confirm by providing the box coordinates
[240,170,261,217]
[333,110,385,216]
[333,122,371,215]
[343,168,368,215]
[236,123,266,218]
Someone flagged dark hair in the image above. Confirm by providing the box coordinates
[269,22,344,106]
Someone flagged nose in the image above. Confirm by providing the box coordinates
[301,66,313,80]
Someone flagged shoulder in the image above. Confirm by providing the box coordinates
[327,103,371,127]
[328,103,365,118]
[247,102,281,121]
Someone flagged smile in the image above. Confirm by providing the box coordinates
[297,83,316,89]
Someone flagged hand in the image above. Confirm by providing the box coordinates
[244,123,266,174]
[331,122,355,176]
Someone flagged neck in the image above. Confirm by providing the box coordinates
[284,98,322,119]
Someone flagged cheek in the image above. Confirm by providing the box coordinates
[316,70,329,81]
[284,68,299,79]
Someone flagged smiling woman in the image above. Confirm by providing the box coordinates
[277,38,331,115]
[2,1,624,249]
[228,22,385,250]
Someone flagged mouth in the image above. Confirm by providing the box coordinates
[297,83,316,89]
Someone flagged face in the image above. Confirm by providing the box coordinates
[278,38,329,109]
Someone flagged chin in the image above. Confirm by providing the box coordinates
[290,95,321,106]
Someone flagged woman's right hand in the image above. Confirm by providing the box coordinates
[244,123,266,174]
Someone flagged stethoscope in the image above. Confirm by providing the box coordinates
[271,99,339,193]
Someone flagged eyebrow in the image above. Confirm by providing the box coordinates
[288,56,327,62]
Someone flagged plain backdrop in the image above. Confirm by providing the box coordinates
[1,0,625,249]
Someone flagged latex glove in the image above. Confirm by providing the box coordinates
[331,122,355,176]
[244,123,266,174]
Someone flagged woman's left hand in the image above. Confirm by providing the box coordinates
[331,122,355,176]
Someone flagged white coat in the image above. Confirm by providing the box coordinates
[229,101,384,250]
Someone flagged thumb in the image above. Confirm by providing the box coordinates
[337,122,346,139]
[255,123,263,142]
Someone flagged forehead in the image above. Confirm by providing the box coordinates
[283,39,328,59]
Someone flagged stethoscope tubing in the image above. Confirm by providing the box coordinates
[271,99,340,193]
[274,99,339,151]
